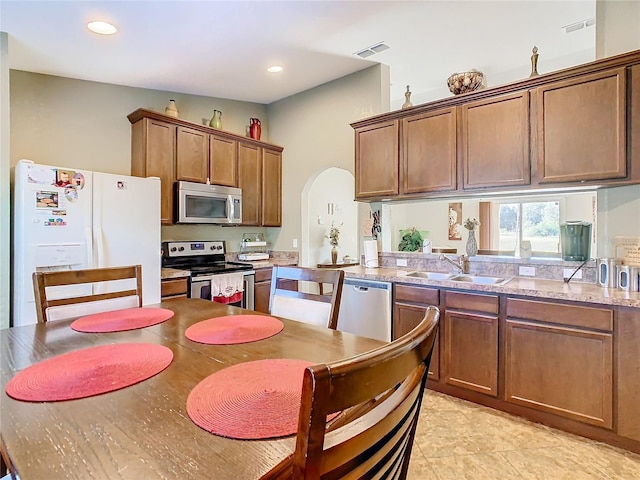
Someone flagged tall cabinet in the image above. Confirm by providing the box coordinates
[128,109,283,226]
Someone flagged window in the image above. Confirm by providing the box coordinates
[498,201,560,254]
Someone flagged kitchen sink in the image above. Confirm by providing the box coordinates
[449,274,512,286]
[404,271,455,281]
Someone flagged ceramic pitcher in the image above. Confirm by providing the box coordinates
[209,110,222,129]
[249,118,261,140]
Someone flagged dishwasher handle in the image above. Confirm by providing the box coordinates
[353,285,369,292]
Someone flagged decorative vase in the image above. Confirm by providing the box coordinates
[209,110,222,129]
[249,118,262,140]
[165,99,179,118]
[466,229,478,257]
[331,246,338,264]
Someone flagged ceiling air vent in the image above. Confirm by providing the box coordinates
[563,17,596,33]
[354,42,390,59]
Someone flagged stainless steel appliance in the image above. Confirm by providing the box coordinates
[175,181,242,224]
[597,258,619,288]
[336,278,391,342]
[161,241,254,309]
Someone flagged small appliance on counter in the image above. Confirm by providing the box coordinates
[597,258,620,288]
[560,221,592,261]
[238,233,270,261]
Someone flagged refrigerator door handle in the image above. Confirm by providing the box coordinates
[94,227,105,268]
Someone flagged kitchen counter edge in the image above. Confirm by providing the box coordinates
[341,266,640,308]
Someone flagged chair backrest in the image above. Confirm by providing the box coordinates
[32,265,143,323]
[291,306,440,480]
[268,266,344,329]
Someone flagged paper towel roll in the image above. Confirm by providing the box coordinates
[363,240,379,268]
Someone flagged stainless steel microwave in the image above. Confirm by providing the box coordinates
[175,181,242,224]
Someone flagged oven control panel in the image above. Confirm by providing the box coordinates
[163,241,225,257]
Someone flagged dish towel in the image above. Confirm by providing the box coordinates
[211,272,244,304]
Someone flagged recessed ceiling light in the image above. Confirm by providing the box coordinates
[267,65,283,73]
[87,21,118,35]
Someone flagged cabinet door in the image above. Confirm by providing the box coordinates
[617,307,640,441]
[393,303,439,380]
[444,309,498,396]
[262,149,282,227]
[175,126,208,183]
[254,280,271,314]
[402,107,457,194]
[238,142,262,226]
[355,120,399,199]
[209,134,237,187]
[505,319,613,429]
[131,118,176,225]
[461,92,530,189]
[536,67,626,183]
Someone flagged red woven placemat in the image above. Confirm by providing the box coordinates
[185,315,284,345]
[6,343,173,402]
[186,358,312,439]
[71,307,174,333]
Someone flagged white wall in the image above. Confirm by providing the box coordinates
[266,64,390,253]
[596,0,640,59]
[305,168,358,266]
[1,32,10,329]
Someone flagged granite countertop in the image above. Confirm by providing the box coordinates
[341,266,640,309]
[161,267,191,280]
[242,259,298,269]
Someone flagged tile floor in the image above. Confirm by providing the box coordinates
[409,390,640,479]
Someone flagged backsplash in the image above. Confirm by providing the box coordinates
[376,252,597,284]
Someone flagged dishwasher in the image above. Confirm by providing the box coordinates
[336,278,392,342]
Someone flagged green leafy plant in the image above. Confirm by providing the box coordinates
[398,227,424,252]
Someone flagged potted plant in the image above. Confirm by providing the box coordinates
[398,227,425,252]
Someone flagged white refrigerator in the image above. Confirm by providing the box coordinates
[12,159,161,327]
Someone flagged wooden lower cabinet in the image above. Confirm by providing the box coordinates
[443,292,499,397]
[393,284,440,380]
[617,307,640,442]
[254,268,273,314]
[505,298,613,429]
[161,277,188,300]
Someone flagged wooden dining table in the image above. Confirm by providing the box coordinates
[0,298,384,479]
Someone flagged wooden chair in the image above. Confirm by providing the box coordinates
[268,266,344,329]
[271,305,440,479]
[32,265,143,323]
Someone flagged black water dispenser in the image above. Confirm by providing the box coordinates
[560,221,592,261]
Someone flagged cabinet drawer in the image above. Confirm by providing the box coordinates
[255,268,273,283]
[445,291,498,314]
[394,284,439,305]
[161,278,188,297]
[507,298,613,331]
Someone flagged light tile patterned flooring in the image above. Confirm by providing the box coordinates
[409,390,640,479]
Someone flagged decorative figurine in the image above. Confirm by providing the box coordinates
[530,46,539,77]
[165,99,179,118]
[402,85,413,109]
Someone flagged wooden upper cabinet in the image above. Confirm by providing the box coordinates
[175,126,208,183]
[209,134,238,187]
[355,120,399,199]
[238,142,262,226]
[461,91,530,189]
[536,67,627,183]
[262,148,282,227]
[130,118,176,225]
[401,108,457,194]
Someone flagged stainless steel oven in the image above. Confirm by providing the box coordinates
[161,240,254,309]
[190,271,255,310]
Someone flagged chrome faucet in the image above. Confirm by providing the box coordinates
[439,254,470,274]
